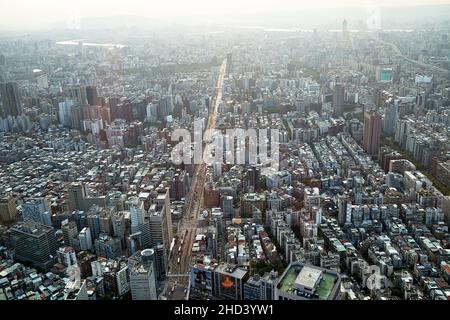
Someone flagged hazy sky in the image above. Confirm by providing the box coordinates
[1,0,450,31]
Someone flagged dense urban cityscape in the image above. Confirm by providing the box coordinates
[1,1,450,303]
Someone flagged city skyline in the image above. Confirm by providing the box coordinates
[0,0,450,306]
[2,0,450,31]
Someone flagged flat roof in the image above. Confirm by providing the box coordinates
[278,263,339,300]
[295,266,322,290]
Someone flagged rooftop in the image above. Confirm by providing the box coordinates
[295,266,322,291]
[278,263,339,300]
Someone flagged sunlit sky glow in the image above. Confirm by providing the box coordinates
[1,0,450,30]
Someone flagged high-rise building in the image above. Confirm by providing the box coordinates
[337,194,350,226]
[111,211,126,238]
[79,227,93,251]
[94,234,122,259]
[130,202,151,248]
[244,272,277,300]
[71,105,83,130]
[0,194,17,223]
[363,111,382,156]
[304,187,321,212]
[58,100,74,127]
[57,246,78,266]
[22,197,52,226]
[67,182,87,212]
[154,244,166,281]
[85,86,99,106]
[87,213,101,240]
[341,19,351,48]
[1,82,22,117]
[332,83,344,118]
[9,221,58,270]
[70,85,88,106]
[128,249,158,286]
[212,263,249,300]
[260,270,278,300]
[130,261,157,300]
[222,196,234,218]
[157,95,173,120]
[244,275,264,300]
[383,100,398,136]
[62,221,79,249]
[149,189,173,256]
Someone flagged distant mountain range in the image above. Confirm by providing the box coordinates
[67,4,450,30]
[1,4,450,36]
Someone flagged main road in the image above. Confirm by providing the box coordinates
[165,58,227,299]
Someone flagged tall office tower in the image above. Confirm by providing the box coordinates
[70,85,88,106]
[154,244,166,281]
[67,182,87,212]
[71,105,83,130]
[58,100,74,127]
[22,198,52,226]
[130,202,151,248]
[149,188,173,255]
[10,221,58,270]
[332,83,345,118]
[148,188,171,280]
[85,86,99,106]
[99,213,113,236]
[130,255,157,300]
[247,165,261,191]
[62,221,79,248]
[341,19,351,48]
[79,227,93,251]
[157,95,173,120]
[0,194,17,223]
[141,248,158,287]
[0,82,22,117]
[72,210,88,231]
[130,263,157,300]
[383,100,399,136]
[363,111,382,156]
[222,195,234,218]
[130,201,145,226]
[146,102,157,122]
[87,213,101,240]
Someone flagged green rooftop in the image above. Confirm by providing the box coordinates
[278,264,338,300]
